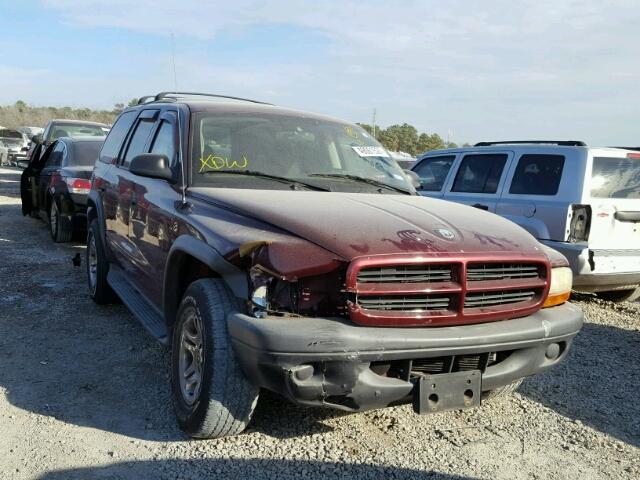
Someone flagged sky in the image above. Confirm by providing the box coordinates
[0,0,639,145]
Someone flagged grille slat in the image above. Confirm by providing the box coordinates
[467,263,539,281]
[357,265,452,283]
[358,295,450,311]
[464,289,535,308]
[412,353,490,375]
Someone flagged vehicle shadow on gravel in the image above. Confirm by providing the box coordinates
[520,321,639,448]
[35,458,475,480]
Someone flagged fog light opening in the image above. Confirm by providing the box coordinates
[545,342,561,360]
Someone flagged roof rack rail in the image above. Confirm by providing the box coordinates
[474,140,587,147]
[137,91,273,105]
[608,146,640,151]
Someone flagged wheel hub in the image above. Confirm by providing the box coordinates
[179,309,204,405]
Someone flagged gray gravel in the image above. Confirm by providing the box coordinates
[0,166,638,480]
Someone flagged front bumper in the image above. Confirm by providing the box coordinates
[227,302,584,412]
[542,240,640,292]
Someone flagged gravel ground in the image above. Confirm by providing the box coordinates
[0,166,638,480]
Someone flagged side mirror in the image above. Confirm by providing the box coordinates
[31,134,43,144]
[129,153,173,181]
[403,169,421,189]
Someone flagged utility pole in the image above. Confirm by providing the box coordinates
[372,108,377,139]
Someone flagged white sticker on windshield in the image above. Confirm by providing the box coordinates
[352,146,390,157]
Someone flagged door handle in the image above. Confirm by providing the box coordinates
[472,203,489,210]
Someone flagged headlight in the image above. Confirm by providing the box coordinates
[543,267,572,308]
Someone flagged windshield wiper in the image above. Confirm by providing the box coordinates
[201,170,330,192]
[308,173,413,194]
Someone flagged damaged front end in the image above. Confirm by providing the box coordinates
[227,238,349,320]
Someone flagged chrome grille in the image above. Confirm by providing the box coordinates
[357,264,452,283]
[467,263,539,281]
[464,289,535,308]
[358,295,450,311]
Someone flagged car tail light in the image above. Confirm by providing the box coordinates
[568,204,591,242]
[627,152,640,159]
[65,177,91,194]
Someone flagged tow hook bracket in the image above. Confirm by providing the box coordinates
[413,370,481,415]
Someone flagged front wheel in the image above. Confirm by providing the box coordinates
[171,278,259,439]
[596,287,640,303]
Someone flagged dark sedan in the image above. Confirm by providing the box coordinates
[21,136,104,242]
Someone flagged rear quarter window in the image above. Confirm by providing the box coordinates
[591,156,640,199]
[99,111,138,164]
[509,154,565,195]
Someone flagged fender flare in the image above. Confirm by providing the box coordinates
[163,235,248,326]
[86,190,115,262]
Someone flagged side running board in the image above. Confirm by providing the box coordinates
[107,268,168,344]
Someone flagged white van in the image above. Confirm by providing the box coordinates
[412,141,640,301]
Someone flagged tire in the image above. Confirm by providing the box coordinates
[49,200,72,243]
[171,278,259,439]
[86,219,119,304]
[482,379,523,401]
[596,287,640,303]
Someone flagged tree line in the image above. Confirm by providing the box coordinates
[1,102,467,156]
[358,123,468,156]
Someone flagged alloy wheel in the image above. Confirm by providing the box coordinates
[178,309,205,405]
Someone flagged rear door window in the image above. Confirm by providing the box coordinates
[99,111,137,164]
[451,154,508,193]
[509,154,565,195]
[413,155,455,191]
[591,156,640,199]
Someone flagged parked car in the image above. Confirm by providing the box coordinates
[86,93,583,439]
[26,119,110,163]
[0,128,29,166]
[412,141,640,301]
[21,136,104,242]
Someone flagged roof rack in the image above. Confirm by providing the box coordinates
[608,146,640,151]
[137,91,273,106]
[474,140,587,147]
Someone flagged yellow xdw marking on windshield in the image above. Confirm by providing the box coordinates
[199,154,249,172]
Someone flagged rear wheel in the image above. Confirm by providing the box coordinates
[171,278,259,439]
[597,287,640,303]
[86,219,118,304]
[49,200,72,243]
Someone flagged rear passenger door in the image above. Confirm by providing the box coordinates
[442,152,512,212]
[37,142,64,214]
[496,153,567,240]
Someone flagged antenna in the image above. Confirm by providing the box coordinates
[170,33,178,90]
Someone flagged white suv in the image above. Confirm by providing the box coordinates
[412,141,640,301]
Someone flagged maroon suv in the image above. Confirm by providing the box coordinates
[86,92,583,439]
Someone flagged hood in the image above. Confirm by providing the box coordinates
[190,189,546,261]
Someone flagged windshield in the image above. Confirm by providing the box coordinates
[0,129,24,140]
[591,156,640,199]
[49,124,110,140]
[190,112,412,193]
[67,141,103,167]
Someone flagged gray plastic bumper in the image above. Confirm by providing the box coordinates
[227,302,584,412]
